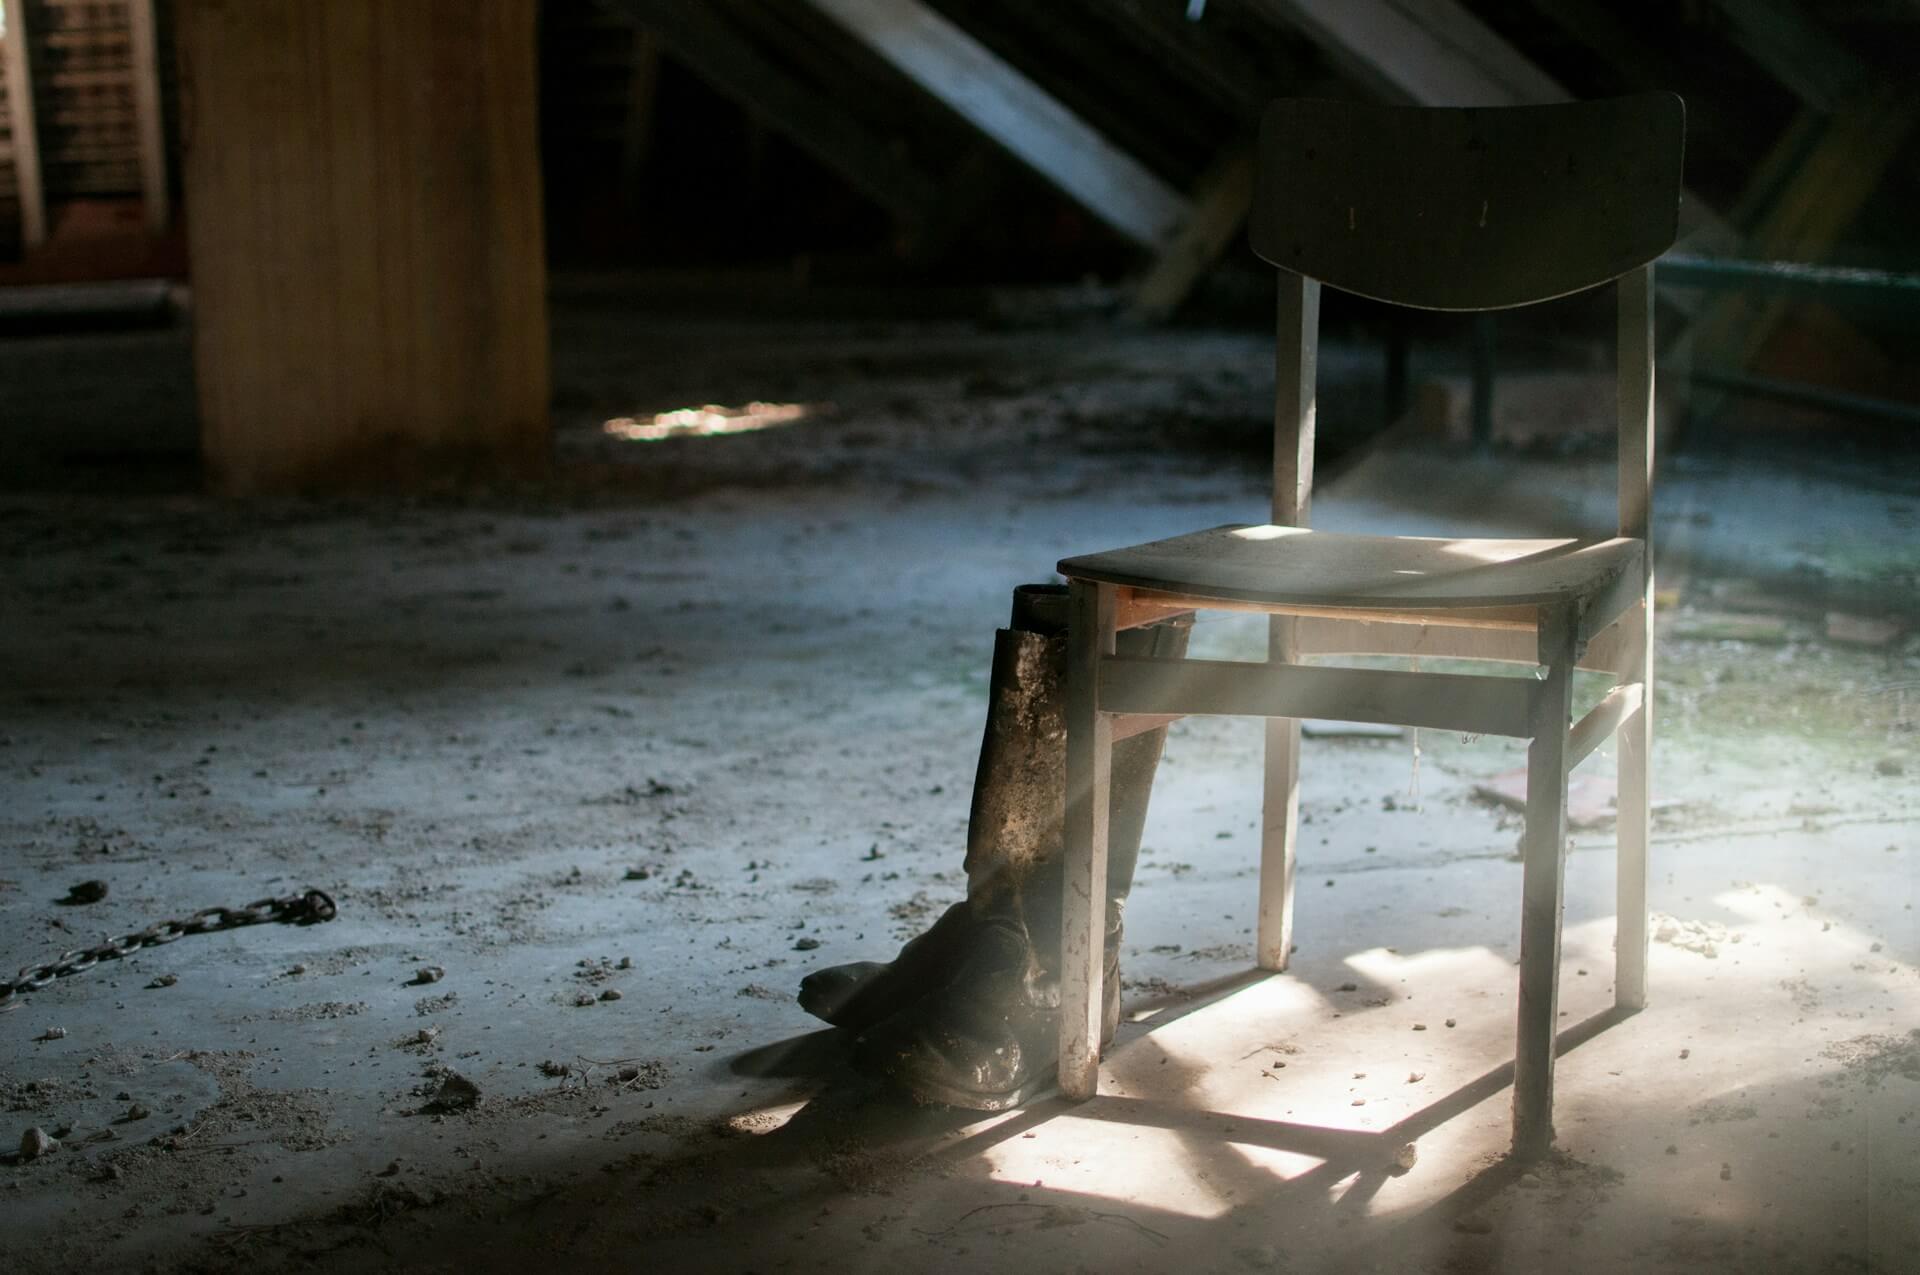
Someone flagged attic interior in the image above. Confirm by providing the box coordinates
[1,2,1916,1272]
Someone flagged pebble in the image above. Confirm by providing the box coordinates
[1445,1018,1456,1028]
[64,880,109,905]
[147,974,177,989]
[573,992,597,1007]
[1407,1072,1424,1083]
[19,1127,57,1160]
[793,938,821,951]
[616,957,633,970]
[1720,1163,1732,1181]
[411,966,446,986]
[598,988,622,1001]
[1412,1023,1427,1031]
[125,1104,150,1121]
[34,1027,66,1042]
[1392,1143,1419,1173]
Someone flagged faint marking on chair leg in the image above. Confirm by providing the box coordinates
[1060,580,1115,1100]
[1513,607,1577,1158]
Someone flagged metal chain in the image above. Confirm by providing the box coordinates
[1,889,337,1013]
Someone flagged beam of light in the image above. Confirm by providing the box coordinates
[601,401,816,442]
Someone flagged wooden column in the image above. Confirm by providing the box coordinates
[177,0,548,493]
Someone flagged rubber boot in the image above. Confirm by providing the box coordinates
[843,584,1189,1109]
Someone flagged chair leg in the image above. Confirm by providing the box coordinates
[1513,609,1577,1159]
[1258,721,1300,971]
[1616,594,1653,1011]
[1059,580,1115,1101]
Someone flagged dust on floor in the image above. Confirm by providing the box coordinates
[1,317,1916,1273]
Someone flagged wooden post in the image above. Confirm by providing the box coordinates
[177,0,549,493]
[127,0,170,235]
[2,0,47,249]
[1060,579,1116,1099]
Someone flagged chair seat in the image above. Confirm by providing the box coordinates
[1058,525,1643,612]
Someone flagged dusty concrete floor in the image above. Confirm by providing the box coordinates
[1,314,1917,1273]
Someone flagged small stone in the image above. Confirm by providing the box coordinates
[1665,1144,1678,1155]
[573,992,597,1007]
[1412,1023,1427,1031]
[599,988,622,1002]
[616,957,633,970]
[1351,1098,1366,1106]
[147,974,177,989]
[287,964,307,976]
[124,1104,150,1122]
[410,966,445,986]
[1679,1048,1690,1060]
[1518,1172,1542,1189]
[378,1160,401,1177]
[96,1162,122,1182]
[616,1065,643,1082]
[34,1027,66,1042]
[64,880,109,905]
[1445,1018,1456,1028]
[1337,982,1358,992]
[624,867,651,881]
[793,938,820,952]
[1874,756,1903,777]
[1719,1162,1732,1181]
[19,1127,57,1160]
[411,1028,439,1046]
[1391,1143,1418,1174]
[421,1073,481,1113]
[1407,1072,1424,1083]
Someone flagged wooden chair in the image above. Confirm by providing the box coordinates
[1055,94,1685,1158]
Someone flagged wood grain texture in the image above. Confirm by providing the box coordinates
[1,3,47,247]
[1062,526,1644,611]
[1250,95,1685,310]
[178,0,548,493]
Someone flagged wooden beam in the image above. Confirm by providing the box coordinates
[1250,0,1564,107]
[1,0,47,247]
[803,0,1190,247]
[126,0,169,234]
[1691,82,1920,385]
[1128,142,1254,321]
[610,0,942,226]
[178,0,549,492]
[1707,0,1867,113]
[1099,654,1540,739]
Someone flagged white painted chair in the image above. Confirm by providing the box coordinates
[1055,94,1685,1157]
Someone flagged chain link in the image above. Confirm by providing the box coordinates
[1,889,337,1013]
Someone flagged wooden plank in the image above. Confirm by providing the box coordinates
[1,7,47,248]
[1060,580,1116,1101]
[1099,655,1539,739]
[804,0,1189,247]
[1708,0,1866,113]
[1129,142,1254,322]
[610,0,941,225]
[1251,96,1684,311]
[125,0,167,233]
[179,0,548,492]
[1251,0,1563,108]
[1566,682,1642,771]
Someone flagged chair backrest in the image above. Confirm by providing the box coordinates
[1258,94,1681,561]
[1250,94,1685,311]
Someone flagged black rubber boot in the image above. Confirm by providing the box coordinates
[838,584,1189,1109]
